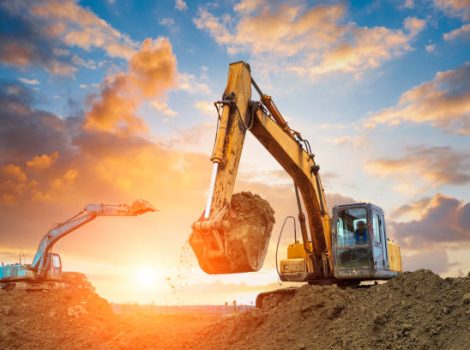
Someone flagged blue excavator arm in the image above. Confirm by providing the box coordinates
[1,200,154,282]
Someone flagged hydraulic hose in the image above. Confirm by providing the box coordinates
[275,216,297,278]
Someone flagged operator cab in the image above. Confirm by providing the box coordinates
[44,252,62,280]
[332,203,400,280]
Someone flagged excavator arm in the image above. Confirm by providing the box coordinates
[191,62,332,279]
[31,200,154,278]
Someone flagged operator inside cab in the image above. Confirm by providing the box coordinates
[354,221,368,245]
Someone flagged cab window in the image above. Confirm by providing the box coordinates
[52,254,61,269]
[336,207,368,247]
[372,213,381,243]
[335,207,372,268]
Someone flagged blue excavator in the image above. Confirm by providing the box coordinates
[0,200,154,286]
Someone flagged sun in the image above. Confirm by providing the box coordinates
[136,267,157,288]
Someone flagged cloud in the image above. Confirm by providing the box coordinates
[425,44,436,52]
[434,0,470,20]
[175,0,188,12]
[194,1,425,79]
[364,62,470,135]
[327,135,368,148]
[402,249,451,274]
[0,1,76,75]
[390,194,470,250]
[26,152,59,170]
[71,55,97,70]
[85,38,177,133]
[0,0,137,75]
[160,18,176,27]
[403,0,415,9]
[31,0,137,59]
[444,23,470,41]
[194,100,214,116]
[366,145,470,193]
[18,78,39,85]
[0,82,70,165]
[178,72,212,95]
[151,101,178,117]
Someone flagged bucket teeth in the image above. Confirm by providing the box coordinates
[189,224,270,274]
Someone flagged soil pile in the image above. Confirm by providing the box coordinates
[1,270,468,349]
[190,270,470,350]
[0,273,220,350]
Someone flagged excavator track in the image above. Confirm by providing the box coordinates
[256,280,370,309]
[256,287,298,309]
[0,272,92,291]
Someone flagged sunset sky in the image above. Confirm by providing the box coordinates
[0,0,469,305]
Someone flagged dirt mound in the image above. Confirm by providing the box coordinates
[0,278,113,349]
[0,276,220,350]
[189,270,470,350]
[2,270,468,349]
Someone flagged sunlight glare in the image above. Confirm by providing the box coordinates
[136,266,158,288]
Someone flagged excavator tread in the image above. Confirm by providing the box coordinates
[256,287,298,309]
[256,280,373,309]
[0,272,93,291]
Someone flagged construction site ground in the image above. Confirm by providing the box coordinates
[0,270,469,350]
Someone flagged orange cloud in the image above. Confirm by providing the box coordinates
[0,1,77,75]
[2,164,27,182]
[194,2,425,78]
[365,145,470,193]
[434,0,470,20]
[0,164,28,205]
[26,152,59,170]
[84,38,177,133]
[31,0,137,59]
[364,63,470,135]
[0,0,136,75]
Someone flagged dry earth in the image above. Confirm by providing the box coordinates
[192,270,470,350]
[1,271,469,350]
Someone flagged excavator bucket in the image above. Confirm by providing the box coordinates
[129,199,156,215]
[189,192,275,274]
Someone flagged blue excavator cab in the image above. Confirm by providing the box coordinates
[44,252,62,280]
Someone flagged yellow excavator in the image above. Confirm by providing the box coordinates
[190,62,402,303]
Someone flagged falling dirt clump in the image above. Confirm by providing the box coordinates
[188,270,470,350]
[226,191,275,238]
